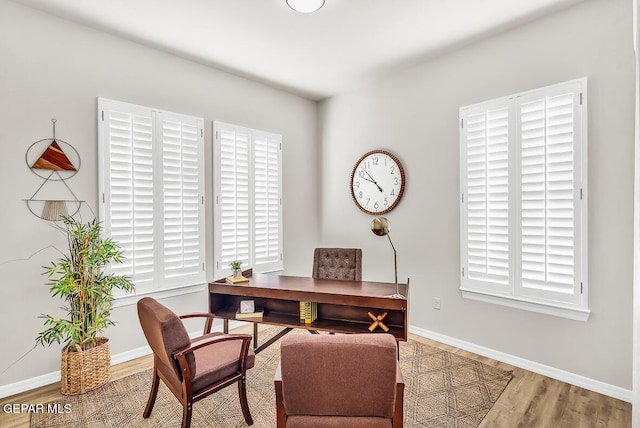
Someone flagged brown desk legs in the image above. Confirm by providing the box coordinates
[223,319,292,354]
[254,323,259,349]
[254,327,293,354]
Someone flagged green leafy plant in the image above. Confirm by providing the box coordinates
[36,217,135,351]
[229,260,242,270]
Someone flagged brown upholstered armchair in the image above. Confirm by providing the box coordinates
[137,297,255,428]
[274,333,404,428]
[312,247,362,281]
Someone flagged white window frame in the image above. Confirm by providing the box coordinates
[213,121,283,280]
[459,78,589,321]
[98,98,206,306]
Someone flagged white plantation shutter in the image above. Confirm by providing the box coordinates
[218,127,251,269]
[460,78,587,320]
[463,106,510,291]
[253,132,282,271]
[160,114,205,284]
[99,99,205,294]
[100,102,155,287]
[518,89,581,303]
[214,122,283,279]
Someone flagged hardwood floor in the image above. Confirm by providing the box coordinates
[0,326,631,427]
[424,336,633,428]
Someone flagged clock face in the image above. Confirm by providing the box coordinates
[240,300,255,314]
[350,150,405,215]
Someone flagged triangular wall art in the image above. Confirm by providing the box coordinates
[24,119,83,221]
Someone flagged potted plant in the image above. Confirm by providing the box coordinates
[230,260,243,278]
[36,217,135,395]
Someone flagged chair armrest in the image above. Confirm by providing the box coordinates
[179,312,216,335]
[274,363,282,382]
[396,363,404,385]
[173,333,252,359]
[171,334,251,398]
[394,363,404,428]
[274,362,286,428]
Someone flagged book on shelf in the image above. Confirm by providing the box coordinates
[235,307,264,319]
[299,301,317,324]
[226,275,250,285]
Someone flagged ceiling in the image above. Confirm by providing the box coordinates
[15,0,584,100]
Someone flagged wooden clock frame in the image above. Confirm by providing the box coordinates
[350,149,406,215]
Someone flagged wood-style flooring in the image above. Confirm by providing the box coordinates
[0,326,631,428]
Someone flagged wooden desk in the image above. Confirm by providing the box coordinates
[208,273,408,353]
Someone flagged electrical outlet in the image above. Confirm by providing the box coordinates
[433,297,441,310]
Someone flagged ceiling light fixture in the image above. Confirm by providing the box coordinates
[286,0,325,13]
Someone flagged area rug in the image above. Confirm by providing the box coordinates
[31,329,512,427]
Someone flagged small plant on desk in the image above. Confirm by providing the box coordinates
[230,260,243,278]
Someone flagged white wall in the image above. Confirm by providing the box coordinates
[0,0,319,388]
[319,0,634,389]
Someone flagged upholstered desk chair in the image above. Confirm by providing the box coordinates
[274,333,404,428]
[312,247,362,281]
[137,297,255,428]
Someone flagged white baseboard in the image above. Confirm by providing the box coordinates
[409,325,632,403]
[2,322,630,403]
[0,371,61,400]
[0,321,245,399]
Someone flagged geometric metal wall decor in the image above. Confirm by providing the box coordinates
[24,119,83,221]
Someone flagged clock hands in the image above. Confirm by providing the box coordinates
[362,169,383,192]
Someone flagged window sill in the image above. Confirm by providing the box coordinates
[460,287,590,321]
[113,282,207,308]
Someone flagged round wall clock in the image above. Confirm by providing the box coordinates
[350,149,406,215]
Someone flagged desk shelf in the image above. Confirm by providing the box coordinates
[209,276,408,341]
[216,306,398,336]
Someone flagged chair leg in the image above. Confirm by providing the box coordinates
[238,376,254,425]
[143,370,160,418]
[182,402,193,428]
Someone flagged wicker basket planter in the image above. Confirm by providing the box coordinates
[60,337,110,395]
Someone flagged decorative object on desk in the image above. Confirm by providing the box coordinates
[371,217,405,299]
[351,149,405,215]
[240,299,255,314]
[226,275,250,285]
[229,260,243,278]
[24,119,83,221]
[35,217,135,395]
[236,307,264,319]
[367,311,390,332]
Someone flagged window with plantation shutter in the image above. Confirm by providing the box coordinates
[98,99,205,298]
[213,122,283,279]
[460,78,588,321]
